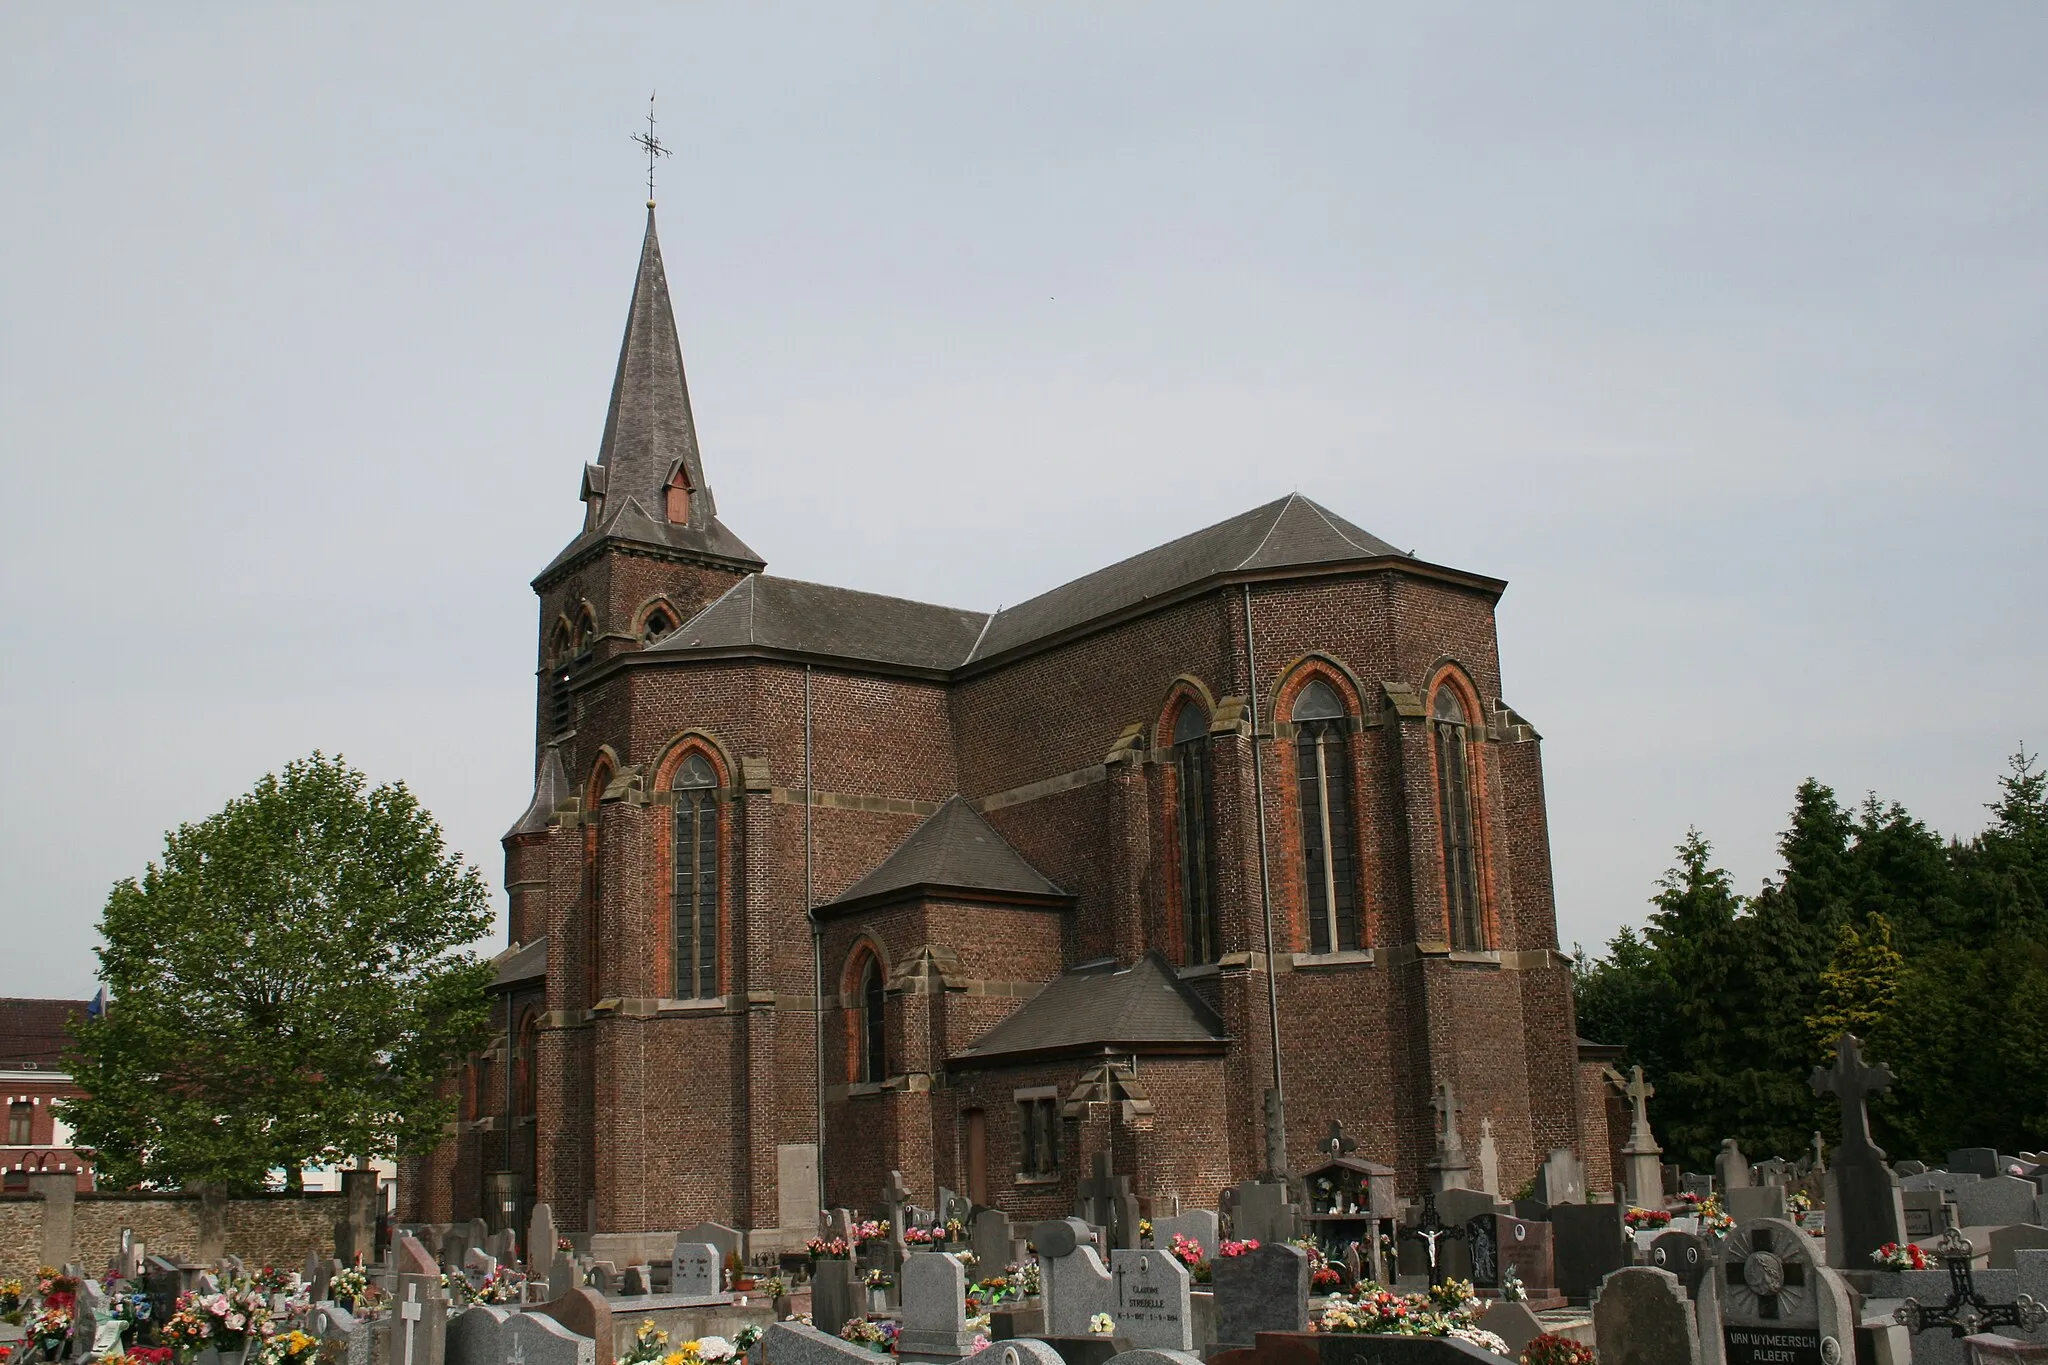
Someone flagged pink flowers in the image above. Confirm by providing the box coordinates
[1218,1238,1261,1258]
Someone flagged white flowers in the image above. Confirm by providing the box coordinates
[696,1336,736,1361]
[1088,1313,1116,1336]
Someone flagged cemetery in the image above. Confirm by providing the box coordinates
[6,1032,2046,1365]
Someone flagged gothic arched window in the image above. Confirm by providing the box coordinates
[584,761,611,1004]
[573,607,597,658]
[515,1012,539,1118]
[1293,680,1361,953]
[665,467,693,525]
[1174,702,1220,965]
[671,754,720,999]
[1433,684,1483,950]
[859,954,887,1083]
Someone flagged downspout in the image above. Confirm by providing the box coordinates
[1244,585,1286,1121]
[806,664,824,1212]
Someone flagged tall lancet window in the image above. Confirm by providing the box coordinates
[860,955,887,1083]
[665,465,693,525]
[1433,685,1484,950]
[1293,680,1361,953]
[1174,703,1220,965]
[671,754,720,999]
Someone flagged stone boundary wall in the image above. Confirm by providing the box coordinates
[0,1192,343,1279]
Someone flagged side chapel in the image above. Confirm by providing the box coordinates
[403,205,1615,1247]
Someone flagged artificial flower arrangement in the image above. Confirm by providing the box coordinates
[1696,1195,1734,1234]
[733,1326,763,1354]
[861,1270,892,1292]
[557,1238,574,1255]
[327,1262,373,1312]
[256,1330,321,1365]
[1,1279,25,1323]
[28,1302,73,1358]
[836,1318,898,1354]
[1520,1334,1595,1365]
[758,1274,789,1300]
[118,1348,173,1365]
[1623,1208,1672,1231]
[1087,1314,1115,1337]
[955,1250,978,1269]
[1500,1265,1527,1303]
[621,1321,747,1365]
[805,1237,854,1262]
[1138,1220,1154,1243]
[250,1268,296,1297]
[159,1284,274,1353]
[472,1267,523,1305]
[1167,1234,1210,1284]
[1217,1238,1261,1258]
[1310,1277,1508,1355]
[902,1227,940,1247]
[852,1220,890,1247]
[1289,1239,1342,1293]
[1787,1191,1813,1215]
[1872,1242,1931,1271]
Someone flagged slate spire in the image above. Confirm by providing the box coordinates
[592,203,715,528]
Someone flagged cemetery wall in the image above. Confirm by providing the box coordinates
[0,1191,342,1279]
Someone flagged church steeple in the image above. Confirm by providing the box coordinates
[538,204,762,585]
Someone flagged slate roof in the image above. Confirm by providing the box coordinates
[538,206,763,581]
[0,998,92,1069]
[504,743,572,839]
[651,575,990,672]
[824,797,1068,910]
[951,951,1228,1064]
[965,493,1405,664]
[492,937,548,989]
[650,494,1416,674]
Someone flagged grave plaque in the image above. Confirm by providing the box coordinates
[1552,1203,1630,1304]
[1593,1266,1699,1365]
[1211,1242,1308,1346]
[898,1252,976,1364]
[669,1242,724,1301]
[1106,1247,1193,1351]
[1649,1231,1709,1298]
[504,1311,597,1365]
[1705,1219,1855,1365]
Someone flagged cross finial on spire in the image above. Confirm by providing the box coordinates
[633,90,672,204]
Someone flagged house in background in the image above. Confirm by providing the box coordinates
[1,996,96,1192]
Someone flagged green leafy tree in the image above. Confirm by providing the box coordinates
[64,754,494,1190]
[1805,914,1902,1057]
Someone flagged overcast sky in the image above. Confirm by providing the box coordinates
[4,4,2044,999]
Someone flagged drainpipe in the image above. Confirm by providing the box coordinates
[806,664,824,1212]
[1244,585,1286,1130]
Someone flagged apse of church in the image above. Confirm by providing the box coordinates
[402,206,1589,1246]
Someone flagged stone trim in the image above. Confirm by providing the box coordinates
[1288,949,1376,970]
[770,787,943,816]
[975,764,1109,813]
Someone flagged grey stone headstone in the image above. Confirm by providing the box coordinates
[1648,1231,1709,1297]
[1227,1180,1302,1244]
[1699,1218,1856,1365]
[755,1322,902,1365]
[1903,1189,1947,1239]
[392,1274,449,1365]
[504,1310,596,1365]
[1534,1149,1586,1206]
[1895,1160,1929,1177]
[971,1209,1026,1269]
[1031,1217,1090,1261]
[1211,1242,1308,1347]
[528,1204,558,1269]
[669,1242,725,1301]
[1949,1149,2006,1179]
[464,1248,498,1282]
[1991,1225,2048,1270]
[1715,1139,1753,1191]
[1105,1247,1193,1352]
[619,1265,651,1296]
[1478,1301,1547,1356]
[1725,1185,1789,1225]
[808,1257,861,1338]
[444,1305,510,1365]
[677,1222,743,1267]
[1754,1158,1794,1189]
[1901,1169,1982,1195]
[1594,1266,1700,1365]
[1956,1175,2040,1228]
[1040,1232,1116,1338]
[898,1252,977,1363]
[547,1252,580,1301]
[311,1304,361,1340]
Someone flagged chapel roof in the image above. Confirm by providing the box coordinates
[491,937,549,989]
[650,574,990,672]
[651,493,1419,675]
[504,743,572,839]
[823,796,1068,911]
[950,951,1228,1065]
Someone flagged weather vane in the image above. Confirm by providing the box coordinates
[633,90,671,203]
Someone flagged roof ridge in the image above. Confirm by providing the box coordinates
[1234,492,1300,570]
[757,573,986,619]
[1298,495,1377,556]
[674,574,755,638]
[962,602,999,665]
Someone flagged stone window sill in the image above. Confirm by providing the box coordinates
[1014,1173,1061,1187]
[656,996,726,1014]
[1290,949,1376,970]
[1177,963,1222,981]
[1447,950,1502,966]
[848,1081,888,1099]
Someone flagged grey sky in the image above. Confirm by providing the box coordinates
[4,5,2044,998]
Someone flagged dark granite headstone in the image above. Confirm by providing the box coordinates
[1212,1243,1309,1347]
[1551,1203,1629,1304]
[1647,1231,1709,1297]
[1593,1266,1700,1365]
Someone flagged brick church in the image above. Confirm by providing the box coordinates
[404,205,1615,1248]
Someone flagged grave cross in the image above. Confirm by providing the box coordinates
[398,1282,424,1365]
[1623,1066,1656,1145]
[1431,1081,1460,1148]
[1895,1225,2048,1340]
[1809,1033,1892,1158]
[882,1170,910,1221]
[1398,1190,1466,1287]
[1320,1121,1357,1159]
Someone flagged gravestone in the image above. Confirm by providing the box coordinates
[1716,1139,1754,1192]
[1035,1220,1115,1337]
[1897,1160,1930,1177]
[677,1222,744,1269]
[898,1252,978,1364]
[1105,1247,1193,1351]
[1476,1118,1501,1198]
[1467,1215,1559,1306]
[1617,1066,1667,1208]
[1904,1190,1948,1239]
[1810,1033,1908,1270]
[1211,1242,1308,1346]
[1991,1226,2048,1270]
[1075,1153,1142,1251]
[529,1204,559,1270]
[548,1252,580,1300]
[533,1286,613,1365]
[1957,1177,2041,1229]
[809,1257,862,1337]
[391,1274,450,1365]
[444,1305,510,1365]
[1552,1202,1630,1304]
[1682,1173,1715,1199]
[972,1209,1027,1268]
[1426,1080,1472,1193]
[1146,1212,1217,1262]
[1755,1158,1794,1189]
[1478,1301,1547,1356]
[309,1303,360,1342]
[938,1188,972,1227]
[1594,1266,1700,1365]
[505,1310,597,1365]
[1961,1336,2048,1363]
[1951,1150,2008,1180]
[1699,1218,1856,1365]
[1649,1231,1710,1298]
[1227,1181,1303,1246]
[670,1242,725,1301]
[1726,1186,1789,1225]
[619,1265,651,1296]
[1534,1148,1586,1206]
